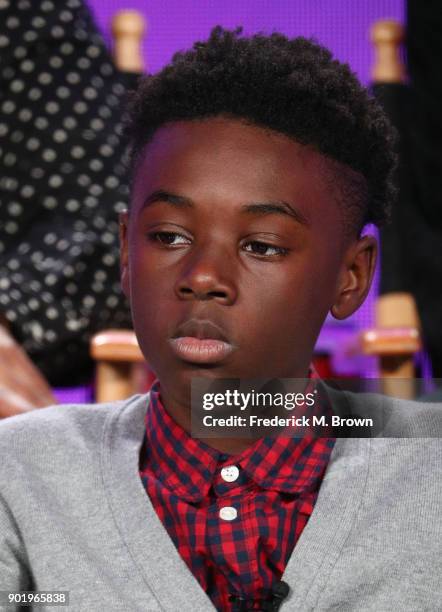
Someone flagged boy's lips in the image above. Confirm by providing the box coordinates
[169,319,235,364]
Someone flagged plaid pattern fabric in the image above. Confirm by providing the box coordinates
[139,381,335,611]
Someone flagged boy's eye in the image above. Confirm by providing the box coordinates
[149,231,191,246]
[243,241,288,257]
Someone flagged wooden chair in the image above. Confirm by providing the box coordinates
[356,20,421,398]
[91,17,422,403]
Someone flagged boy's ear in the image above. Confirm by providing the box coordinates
[119,210,130,301]
[330,234,377,320]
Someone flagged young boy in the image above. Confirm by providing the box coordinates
[0,27,441,611]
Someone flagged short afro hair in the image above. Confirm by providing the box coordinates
[125,26,397,233]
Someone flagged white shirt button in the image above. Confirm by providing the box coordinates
[220,465,239,482]
[219,506,238,521]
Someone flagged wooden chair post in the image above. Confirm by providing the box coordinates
[364,21,421,398]
[112,10,146,72]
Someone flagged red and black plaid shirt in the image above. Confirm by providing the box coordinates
[139,380,335,611]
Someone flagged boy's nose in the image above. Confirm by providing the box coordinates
[174,246,237,304]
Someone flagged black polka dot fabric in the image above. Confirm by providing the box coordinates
[0,0,137,386]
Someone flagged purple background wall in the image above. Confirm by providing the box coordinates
[88,0,404,375]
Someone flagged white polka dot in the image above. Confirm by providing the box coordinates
[6,16,20,29]
[102,254,116,266]
[74,101,87,114]
[44,330,57,342]
[13,46,27,60]
[63,116,77,129]
[29,280,41,291]
[60,162,73,174]
[2,177,18,191]
[51,25,65,38]
[30,322,44,341]
[5,310,17,322]
[2,100,16,114]
[83,87,97,100]
[0,123,9,136]
[30,167,45,179]
[89,159,103,171]
[83,295,95,307]
[45,307,58,320]
[100,63,113,77]
[28,298,39,310]
[17,303,29,315]
[48,175,63,188]
[0,278,10,290]
[66,71,80,84]
[4,153,16,167]
[85,196,97,208]
[60,10,73,23]
[18,108,32,121]
[0,0,10,9]
[20,59,34,72]
[89,184,103,196]
[23,30,37,42]
[102,232,115,245]
[42,196,57,209]
[26,137,40,151]
[69,245,82,257]
[7,202,22,216]
[98,106,111,119]
[41,0,55,11]
[18,0,31,8]
[74,220,87,231]
[28,87,42,101]
[77,57,91,70]
[49,56,63,69]
[45,273,57,286]
[5,222,18,234]
[90,118,104,131]
[38,72,53,85]
[105,176,119,188]
[42,148,57,162]
[32,16,45,28]
[71,145,85,159]
[56,239,69,251]
[66,199,80,212]
[45,101,60,114]
[78,174,91,187]
[0,35,10,48]
[95,270,107,281]
[43,233,57,247]
[60,41,74,55]
[99,144,113,157]
[106,295,118,308]
[53,129,67,143]
[10,79,25,93]
[65,282,77,294]
[56,86,70,99]
[35,116,49,129]
[86,45,101,58]
[91,76,104,88]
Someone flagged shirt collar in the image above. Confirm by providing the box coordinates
[143,376,334,503]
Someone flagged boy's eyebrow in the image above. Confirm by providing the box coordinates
[141,190,193,210]
[241,202,310,226]
[140,190,309,226]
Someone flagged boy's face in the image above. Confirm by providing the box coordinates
[120,117,376,404]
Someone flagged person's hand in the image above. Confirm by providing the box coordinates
[0,325,57,418]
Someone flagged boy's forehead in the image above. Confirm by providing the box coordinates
[132,116,338,220]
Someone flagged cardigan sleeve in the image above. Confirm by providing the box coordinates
[0,494,33,593]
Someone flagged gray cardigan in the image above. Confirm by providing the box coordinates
[0,393,441,611]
